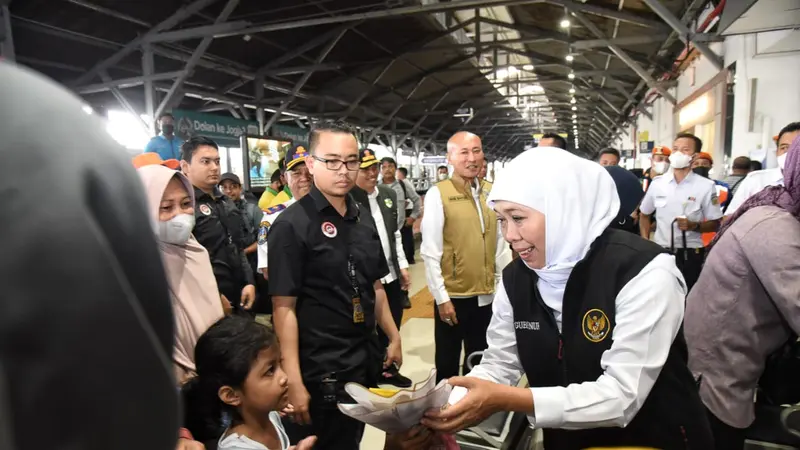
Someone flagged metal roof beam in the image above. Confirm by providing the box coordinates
[144,0,542,41]
[546,0,670,30]
[572,34,669,50]
[77,70,186,94]
[72,0,221,86]
[155,0,241,120]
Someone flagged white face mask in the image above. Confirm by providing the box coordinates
[777,153,787,170]
[668,152,693,169]
[437,173,448,181]
[652,161,668,174]
[157,213,195,245]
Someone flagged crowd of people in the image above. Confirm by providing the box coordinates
[3,62,799,450]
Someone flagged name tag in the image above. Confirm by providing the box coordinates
[352,297,365,324]
[447,195,470,202]
[514,321,540,330]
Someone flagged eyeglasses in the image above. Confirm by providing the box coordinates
[312,155,360,171]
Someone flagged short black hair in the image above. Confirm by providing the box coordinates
[270,169,281,183]
[732,156,751,170]
[598,148,621,161]
[398,167,408,176]
[159,113,174,121]
[308,120,358,154]
[750,160,763,171]
[437,165,448,172]
[540,133,567,150]
[181,136,219,162]
[380,157,397,167]
[777,122,800,143]
[675,132,703,153]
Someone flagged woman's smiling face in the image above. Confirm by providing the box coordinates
[494,200,546,269]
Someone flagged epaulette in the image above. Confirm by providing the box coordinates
[264,203,288,215]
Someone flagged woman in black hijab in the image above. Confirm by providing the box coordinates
[605,166,645,234]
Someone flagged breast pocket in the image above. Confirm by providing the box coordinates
[654,196,668,208]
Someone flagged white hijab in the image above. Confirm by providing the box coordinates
[487,147,620,310]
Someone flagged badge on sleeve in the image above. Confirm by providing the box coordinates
[383,198,393,209]
[321,221,338,238]
[257,221,270,245]
[199,204,212,216]
[352,297,365,324]
[711,193,720,205]
[582,308,611,343]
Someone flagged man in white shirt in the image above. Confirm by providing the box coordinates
[421,131,512,382]
[639,133,722,290]
[725,122,800,215]
[352,148,413,388]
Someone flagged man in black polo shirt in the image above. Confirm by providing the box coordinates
[268,122,403,449]
[180,136,256,311]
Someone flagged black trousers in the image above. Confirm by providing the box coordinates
[673,247,706,292]
[706,406,746,450]
[434,296,492,382]
[282,398,365,450]
[401,222,415,264]
[377,279,405,350]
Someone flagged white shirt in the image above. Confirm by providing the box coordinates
[459,253,686,429]
[218,412,289,450]
[256,198,296,272]
[724,168,784,215]
[366,188,409,284]
[640,171,722,249]
[421,183,512,306]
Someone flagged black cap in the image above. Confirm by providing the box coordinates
[359,148,379,169]
[284,144,309,171]
[219,172,241,185]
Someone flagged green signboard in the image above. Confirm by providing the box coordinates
[173,109,260,147]
[272,124,308,148]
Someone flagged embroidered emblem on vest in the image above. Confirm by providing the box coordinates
[582,308,611,343]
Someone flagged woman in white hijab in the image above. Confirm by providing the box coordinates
[422,148,712,449]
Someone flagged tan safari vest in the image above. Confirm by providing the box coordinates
[437,174,497,297]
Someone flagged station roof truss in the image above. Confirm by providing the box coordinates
[7,0,720,159]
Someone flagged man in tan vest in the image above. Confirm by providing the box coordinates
[420,131,512,382]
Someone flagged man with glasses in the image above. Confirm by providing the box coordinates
[268,121,404,450]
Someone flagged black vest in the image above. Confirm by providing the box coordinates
[503,229,712,449]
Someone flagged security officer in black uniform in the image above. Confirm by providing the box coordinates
[268,122,404,450]
[180,136,256,311]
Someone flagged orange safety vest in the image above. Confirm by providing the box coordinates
[702,184,729,246]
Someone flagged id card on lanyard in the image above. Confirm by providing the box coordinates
[348,254,365,324]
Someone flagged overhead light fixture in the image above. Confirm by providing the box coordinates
[560,19,571,28]
[573,119,577,124]
[568,72,575,80]
[523,64,534,71]
[570,98,577,104]
[572,114,577,119]
[82,105,94,115]
[508,66,518,75]
[569,87,576,94]
[572,106,577,111]
[496,68,508,79]
[565,54,574,62]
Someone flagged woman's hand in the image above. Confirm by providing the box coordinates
[176,438,205,450]
[240,284,256,309]
[421,377,504,433]
[384,426,434,450]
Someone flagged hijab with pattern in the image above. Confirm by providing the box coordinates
[712,135,800,247]
[487,147,620,305]
[137,165,224,384]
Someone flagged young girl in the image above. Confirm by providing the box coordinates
[183,316,316,450]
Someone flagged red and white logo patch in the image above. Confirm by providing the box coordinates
[321,221,337,238]
[199,204,212,216]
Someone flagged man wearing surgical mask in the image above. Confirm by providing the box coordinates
[145,113,185,161]
[643,146,670,193]
[436,165,449,181]
[639,133,722,290]
[725,122,800,216]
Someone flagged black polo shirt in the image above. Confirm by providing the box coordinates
[192,186,254,299]
[268,185,389,384]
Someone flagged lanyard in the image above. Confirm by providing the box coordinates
[347,254,360,298]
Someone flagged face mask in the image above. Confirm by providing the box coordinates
[162,124,175,135]
[437,173,448,181]
[669,152,692,169]
[652,161,668,175]
[157,214,195,245]
[777,153,787,170]
[692,167,710,178]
